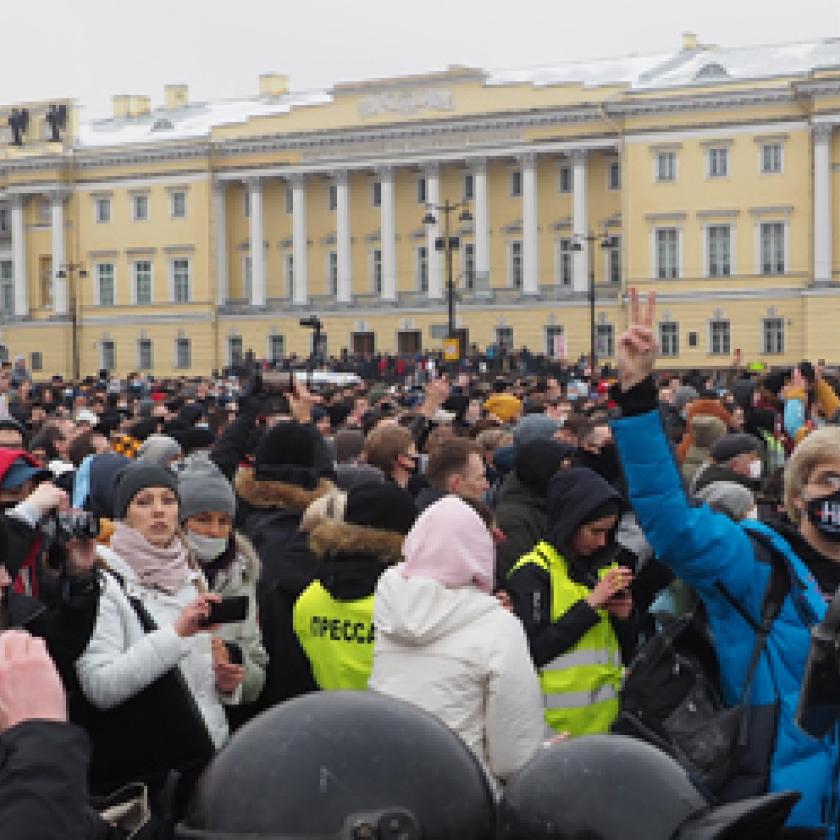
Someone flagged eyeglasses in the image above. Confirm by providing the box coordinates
[808,473,840,492]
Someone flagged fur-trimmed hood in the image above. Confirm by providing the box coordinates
[235,465,334,512]
[309,518,405,565]
[232,531,261,582]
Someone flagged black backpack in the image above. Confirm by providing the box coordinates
[612,533,791,801]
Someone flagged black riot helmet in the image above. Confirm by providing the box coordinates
[176,691,496,840]
[499,735,800,840]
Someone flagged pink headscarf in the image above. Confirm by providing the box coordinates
[401,495,494,594]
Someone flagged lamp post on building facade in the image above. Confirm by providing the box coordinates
[422,198,472,358]
[570,233,619,377]
[55,262,87,381]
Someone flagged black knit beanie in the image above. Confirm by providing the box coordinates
[515,440,577,496]
[345,483,417,535]
[254,421,320,489]
[114,462,179,519]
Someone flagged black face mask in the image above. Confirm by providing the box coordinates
[806,489,840,543]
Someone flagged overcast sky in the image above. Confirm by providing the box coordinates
[5,0,840,117]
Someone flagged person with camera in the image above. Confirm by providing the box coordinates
[0,453,101,688]
[609,290,840,837]
[74,461,232,822]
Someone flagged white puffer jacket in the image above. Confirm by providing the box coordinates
[76,545,230,749]
[369,565,545,783]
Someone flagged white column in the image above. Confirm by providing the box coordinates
[10,195,28,317]
[247,178,265,307]
[814,124,834,285]
[292,174,309,305]
[521,153,539,295]
[380,167,397,301]
[335,171,352,303]
[49,190,68,315]
[472,157,490,293]
[572,150,589,293]
[426,163,443,299]
[213,181,228,305]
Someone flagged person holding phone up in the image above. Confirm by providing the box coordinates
[74,462,234,815]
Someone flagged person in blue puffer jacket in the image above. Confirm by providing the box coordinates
[610,290,840,838]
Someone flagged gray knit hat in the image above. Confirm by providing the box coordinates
[695,480,755,521]
[513,413,560,446]
[137,434,183,468]
[114,462,179,520]
[177,453,236,522]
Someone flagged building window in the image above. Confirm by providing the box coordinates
[510,241,523,289]
[243,190,250,218]
[607,237,621,284]
[328,251,338,297]
[36,198,50,226]
[417,177,427,204]
[133,261,152,305]
[95,197,111,224]
[763,317,785,355]
[371,249,382,295]
[655,228,679,279]
[495,326,514,350]
[137,339,153,370]
[30,351,42,372]
[707,225,731,277]
[761,143,783,174]
[463,173,474,201]
[269,334,285,363]
[557,239,573,287]
[96,263,115,306]
[510,170,522,197]
[545,325,565,357]
[0,261,13,314]
[558,165,572,193]
[708,147,729,178]
[659,322,679,357]
[417,246,429,293]
[608,161,621,190]
[243,256,252,301]
[39,255,52,308]
[463,243,475,290]
[132,194,149,222]
[170,190,187,218]
[101,340,116,372]
[760,222,786,275]
[285,184,293,215]
[228,336,243,366]
[710,319,731,355]
[656,151,676,182]
[328,183,337,212]
[172,258,190,303]
[372,180,382,208]
[285,253,294,297]
[596,324,614,357]
[0,206,9,233]
[175,337,191,369]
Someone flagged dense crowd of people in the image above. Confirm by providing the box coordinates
[2,295,840,838]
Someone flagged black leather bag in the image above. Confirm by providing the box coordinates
[614,539,789,800]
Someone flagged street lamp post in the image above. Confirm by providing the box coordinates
[422,198,472,358]
[571,233,619,378]
[55,262,87,382]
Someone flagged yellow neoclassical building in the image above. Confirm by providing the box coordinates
[2,31,840,377]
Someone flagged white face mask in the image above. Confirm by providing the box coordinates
[748,460,763,481]
[185,528,228,562]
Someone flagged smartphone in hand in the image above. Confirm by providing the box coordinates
[201,596,249,627]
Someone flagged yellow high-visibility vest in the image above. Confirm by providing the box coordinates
[510,541,623,736]
[292,581,376,691]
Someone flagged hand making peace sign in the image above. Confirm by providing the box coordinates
[617,289,657,392]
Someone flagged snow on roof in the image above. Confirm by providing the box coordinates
[75,36,840,149]
[75,90,332,148]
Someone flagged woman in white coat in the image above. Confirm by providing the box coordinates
[369,494,546,786]
[74,461,235,815]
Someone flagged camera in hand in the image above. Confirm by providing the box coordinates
[41,510,100,550]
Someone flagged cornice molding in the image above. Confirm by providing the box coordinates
[606,86,793,117]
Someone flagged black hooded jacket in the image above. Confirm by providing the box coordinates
[258,517,404,705]
[507,468,637,669]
